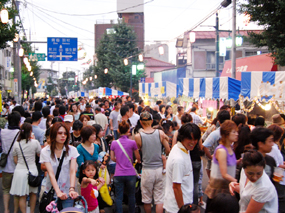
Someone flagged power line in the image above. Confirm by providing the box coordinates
[25,0,154,16]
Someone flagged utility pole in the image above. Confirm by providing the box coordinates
[12,0,21,104]
[215,12,220,77]
[231,0,236,79]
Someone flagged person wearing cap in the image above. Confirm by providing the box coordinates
[64,114,74,133]
[135,111,170,213]
[79,103,95,120]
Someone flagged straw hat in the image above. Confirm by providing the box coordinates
[272,114,285,125]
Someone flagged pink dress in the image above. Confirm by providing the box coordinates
[81,183,99,211]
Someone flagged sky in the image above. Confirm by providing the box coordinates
[18,0,259,79]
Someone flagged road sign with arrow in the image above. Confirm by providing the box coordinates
[47,37,78,61]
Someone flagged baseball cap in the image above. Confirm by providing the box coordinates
[140,111,153,121]
[64,115,74,122]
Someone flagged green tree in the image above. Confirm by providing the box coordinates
[94,19,145,95]
[0,0,19,49]
[239,0,285,65]
[58,71,76,96]
[46,76,53,95]
[20,38,41,97]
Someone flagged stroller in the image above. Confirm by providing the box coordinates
[49,196,88,213]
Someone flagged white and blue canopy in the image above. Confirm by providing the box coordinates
[241,71,285,100]
[139,81,178,98]
[178,77,241,101]
[98,87,129,96]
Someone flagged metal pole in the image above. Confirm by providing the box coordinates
[17,41,22,103]
[215,12,220,77]
[130,61,132,98]
[231,0,236,79]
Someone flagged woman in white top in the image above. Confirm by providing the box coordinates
[230,150,278,213]
[10,123,41,213]
[40,122,79,209]
[173,106,184,128]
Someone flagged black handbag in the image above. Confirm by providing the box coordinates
[0,131,20,167]
[39,151,66,213]
[19,142,43,187]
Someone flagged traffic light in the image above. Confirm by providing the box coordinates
[221,0,231,7]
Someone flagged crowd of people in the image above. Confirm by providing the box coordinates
[1,95,285,213]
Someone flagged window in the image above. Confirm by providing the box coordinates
[5,70,8,79]
[206,51,224,70]
[135,16,139,19]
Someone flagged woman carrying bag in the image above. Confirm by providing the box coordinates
[110,120,141,213]
[39,122,79,210]
[10,123,41,213]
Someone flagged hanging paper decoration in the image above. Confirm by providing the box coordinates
[78,52,87,60]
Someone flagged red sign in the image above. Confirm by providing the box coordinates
[14,79,18,82]
[221,54,277,80]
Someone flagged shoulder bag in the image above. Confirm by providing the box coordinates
[18,142,43,187]
[39,151,66,213]
[116,139,139,177]
[0,131,20,167]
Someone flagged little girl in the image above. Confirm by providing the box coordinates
[79,160,105,213]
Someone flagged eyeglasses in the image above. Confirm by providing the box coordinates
[57,131,68,136]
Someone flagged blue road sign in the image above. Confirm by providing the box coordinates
[47,37,78,61]
[140,77,145,83]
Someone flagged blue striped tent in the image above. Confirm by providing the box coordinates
[178,77,241,101]
[139,81,178,98]
[241,71,285,100]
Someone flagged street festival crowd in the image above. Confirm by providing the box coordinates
[1,96,285,213]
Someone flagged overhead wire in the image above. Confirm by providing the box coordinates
[25,0,154,16]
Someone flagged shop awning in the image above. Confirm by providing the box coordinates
[221,54,277,80]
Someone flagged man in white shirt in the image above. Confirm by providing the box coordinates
[189,107,205,126]
[127,103,140,127]
[164,123,201,213]
[109,101,121,139]
[1,112,21,213]
[8,100,16,114]
[94,107,108,135]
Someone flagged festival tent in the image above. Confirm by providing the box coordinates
[240,71,285,100]
[139,81,178,98]
[98,87,129,96]
[178,77,241,101]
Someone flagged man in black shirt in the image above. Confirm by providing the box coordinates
[70,120,83,147]
[138,100,144,115]
[79,103,95,120]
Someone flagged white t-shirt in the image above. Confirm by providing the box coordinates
[94,113,108,130]
[239,169,278,213]
[129,113,140,127]
[267,143,285,185]
[164,142,193,213]
[40,145,79,195]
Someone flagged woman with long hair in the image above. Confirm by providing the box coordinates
[110,120,141,213]
[10,123,41,213]
[173,106,184,127]
[205,120,238,211]
[69,104,81,121]
[39,122,79,209]
[164,105,173,121]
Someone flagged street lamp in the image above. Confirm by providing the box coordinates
[94,75,97,79]
[0,8,9,24]
[104,68,108,74]
[89,77,92,81]
[30,72,33,76]
[138,54,143,62]
[123,59,128,66]
[19,47,24,57]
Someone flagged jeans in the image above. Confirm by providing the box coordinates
[113,130,119,140]
[114,175,137,213]
[61,197,74,209]
[192,160,202,205]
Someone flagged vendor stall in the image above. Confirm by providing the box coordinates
[98,87,129,97]
[139,81,178,98]
[178,77,241,101]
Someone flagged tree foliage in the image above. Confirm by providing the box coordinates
[0,0,19,49]
[239,0,285,65]
[21,38,41,97]
[58,71,76,96]
[87,19,145,94]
